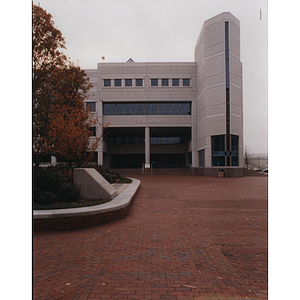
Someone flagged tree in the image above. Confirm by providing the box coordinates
[244,146,253,170]
[45,64,100,167]
[32,3,66,72]
[32,4,99,173]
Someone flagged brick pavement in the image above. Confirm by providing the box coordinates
[33,175,268,300]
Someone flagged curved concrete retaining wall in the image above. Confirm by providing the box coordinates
[34,178,140,232]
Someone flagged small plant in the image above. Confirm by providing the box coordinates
[33,167,80,206]
[86,165,121,183]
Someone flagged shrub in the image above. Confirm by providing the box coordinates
[34,167,79,205]
[87,165,121,183]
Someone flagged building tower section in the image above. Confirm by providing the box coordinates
[194,12,243,176]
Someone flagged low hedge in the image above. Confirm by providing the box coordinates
[33,165,129,207]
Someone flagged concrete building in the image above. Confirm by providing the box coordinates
[84,12,243,176]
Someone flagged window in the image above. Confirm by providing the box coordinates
[199,149,205,166]
[125,79,132,86]
[162,78,169,86]
[103,102,191,115]
[150,137,182,145]
[136,79,143,86]
[183,78,190,86]
[225,21,230,135]
[172,78,179,86]
[86,102,96,112]
[114,79,121,87]
[104,79,111,87]
[151,79,158,86]
[211,134,239,166]
[212,135,225,166]
[88,127,96,136]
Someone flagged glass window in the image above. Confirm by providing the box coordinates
[212,156,225,166]
[103,102,191,115]
[151,79,158,86]
[114,79,121,87]
[183,78,190,86]
[211,134,239,167]
[150,103,158,114]
[86,102,96,112]
[162,78,169,86]
[231,135,239,151]
[212,135,225,152]
[103,103,112,115]
[136,103,145,115]
[232,156,239,166]
[182,103,191,115]
[136,79,143,86]
[104,79,111,87]
[172,78,179,86]
[199,149,205,167]
[115,103,125,115]
[88,127,96,136]
[125,79,132,86]
[123,103,134,115]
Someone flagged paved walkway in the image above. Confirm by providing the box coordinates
[33,175,268,300]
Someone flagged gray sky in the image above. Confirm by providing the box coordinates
[34,0,268,155]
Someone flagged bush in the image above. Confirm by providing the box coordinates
[33,165,127,207]
[34,167,80,205]
[88,165,121,183]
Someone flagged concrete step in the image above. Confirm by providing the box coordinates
[113,168,193,177]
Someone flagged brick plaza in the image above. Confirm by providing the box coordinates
[33,175,268,299]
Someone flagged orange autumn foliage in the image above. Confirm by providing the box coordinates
[32,4,101,169]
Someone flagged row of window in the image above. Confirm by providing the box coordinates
[86,101,192,115]
[103,102,191,116]
[103,78,190,87]
[103,136,189,145]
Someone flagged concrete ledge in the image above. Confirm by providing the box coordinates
[74,168,117,200]
[34,178,140,232]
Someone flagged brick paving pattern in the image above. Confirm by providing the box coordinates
[34,175,268,300]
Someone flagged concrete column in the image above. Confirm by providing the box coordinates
[145,126,150,168]
[191,125,198,168]
[97,151,103,165]
[51,156,57,166]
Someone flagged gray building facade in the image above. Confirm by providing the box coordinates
[84,12,243,176]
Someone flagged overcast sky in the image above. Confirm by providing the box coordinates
[33,0,268,155]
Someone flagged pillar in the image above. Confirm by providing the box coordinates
[97,151,103,165]
[51,156,57,166]
[145,126,150,168]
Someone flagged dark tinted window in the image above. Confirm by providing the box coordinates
[104,79,111,87]
[211,134,239,167]
[136,79,143,86]
[172,78,179,86]
[212,135,225,152]
[86,102,96,112]
[212,156,225,166]
[231,135,239,151]
[183,78,190,86]
[151,79,158,86]
[125,79,132,86]
[162,78,169,86]
[103,102,191,115]
[88,127,96,136]
[114,79,121,86]
[199,149,205,166]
